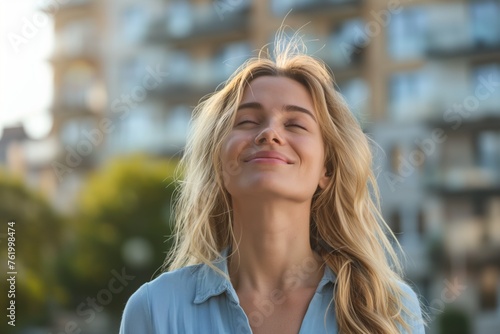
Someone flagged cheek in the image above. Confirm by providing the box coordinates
[301,138,326,169]
[221,134,240,162]
[220,134,251,178]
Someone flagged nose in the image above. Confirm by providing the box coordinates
[255,123,283,145]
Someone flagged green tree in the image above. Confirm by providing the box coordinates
[0,169,65,332]
[438,307,471,334]
[57,154,179,320]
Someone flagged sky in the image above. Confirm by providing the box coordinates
[0,1,54,140]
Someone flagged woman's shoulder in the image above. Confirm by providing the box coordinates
[397,280,422,311]
[132,264,203,303]
[126,265,200,309]
[148,264,203,291]
[119,264,203,333]
[396,280,426,333]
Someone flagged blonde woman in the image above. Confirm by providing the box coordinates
[120,33,425,334]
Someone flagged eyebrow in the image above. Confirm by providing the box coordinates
[237,102,317,122]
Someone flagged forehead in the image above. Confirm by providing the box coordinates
[240,76,314,109]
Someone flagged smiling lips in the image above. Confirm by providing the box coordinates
[244,151,292,164]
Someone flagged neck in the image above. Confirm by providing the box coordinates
[227,197,324,296]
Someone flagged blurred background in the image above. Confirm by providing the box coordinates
[0,0,499,333]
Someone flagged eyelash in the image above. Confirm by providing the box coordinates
[237,120,306,130]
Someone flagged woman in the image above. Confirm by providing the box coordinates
[120,33,425,333]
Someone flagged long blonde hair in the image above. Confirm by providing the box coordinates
[164,30,421,333]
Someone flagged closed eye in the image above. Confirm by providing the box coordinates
[237,120,258,125]
[286,123,306,130]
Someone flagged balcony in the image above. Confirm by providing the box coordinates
[147,1,250,46]
[427,116,500,134]
[426,167,500,202]
[425,1,500,60]
[40,0,94,14]
[148,44,251,104]
[52,84,105,117]
[427,42,500,61]
[50,21,100,63]
[272,0,363,16]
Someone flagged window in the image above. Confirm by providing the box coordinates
[164,51,193,85]
[165,105,191,148]
[472,63,500,114]
[61,62,97,109]
[57,19,96,57]
[328,18,365,67]
[389,70,432,122]
[470,0,500,47]
[120,57,145,91]
[478,132,500,178]
[121,5,149,42]
[387,7,427,60]
[271,0,306,15]
[60,118,97,147]
[426,4,471,52]
[166,2,193,38]
[214,41,252,81]
[337,78,370,124]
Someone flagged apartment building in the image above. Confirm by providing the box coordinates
[44,0,108,211]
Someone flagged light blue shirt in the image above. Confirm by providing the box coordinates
[120,247,425,333]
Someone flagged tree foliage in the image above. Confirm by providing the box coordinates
[57,154,180,315]
[0,170,65,331]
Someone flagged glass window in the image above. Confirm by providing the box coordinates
[472,63,500,114]
[167,51,193,85]
[426,4,472,52]
[387,7,427,60]
[214,41,252,80]
[120,57,145,91]
[271,0,305,15]
[165,105,191,148]
[389,70,432,121]
[121,5,149,42]
[61,63,97,109]
[60,118,96,147]
[478,132,500,175]
[58,19,96,57]
[470,0,500,47]
[166,1,193,38]
[328,18,365,67]
[337,78,370,123]
[118,105,160,151]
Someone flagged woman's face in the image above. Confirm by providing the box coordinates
[220,76,330,201]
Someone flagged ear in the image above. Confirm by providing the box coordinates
[318,166,331,190]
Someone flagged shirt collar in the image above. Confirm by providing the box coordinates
[193,246,237,304]
[193,246,337,305]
